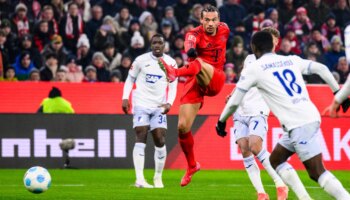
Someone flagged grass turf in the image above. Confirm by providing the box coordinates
[0,169,349,200]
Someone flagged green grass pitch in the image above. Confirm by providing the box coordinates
[0,169,349,199]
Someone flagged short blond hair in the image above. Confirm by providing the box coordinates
[261,27,280,38]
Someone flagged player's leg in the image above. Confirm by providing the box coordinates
[293,122,350,199]
[133,126,153,188]
[234,114,268,198]
[151,128,167,188]
[247,116,288,199]
[132,107,153,188]
[178,103,201,186]
[270,136,312,199]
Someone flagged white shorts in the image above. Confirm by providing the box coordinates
[278,121,321,162]
[133,106,167,131]
[232,113,268,143]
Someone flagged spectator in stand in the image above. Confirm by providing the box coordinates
[233,21,250,50]
[123,31,146,60]
[244,6,265,36]
[226,36,248,75]
[0,0,14,19]
[110,69,123,82]
[224,63,237,83]
[116,54,132,81]
[0,30,9,74]
[65,0,91,22]
[162,6,179,33]
[332,0,350,30]
[39,5,59,36]
[120,18,141,49]
[187,4,203,28]
[0,66,17,82]
[16,34,43,68]
[11,3,31,38]
[286,7,313,44]
[99,0,122,18]
[54,67,69,82]
[309,27,331,53]
[59,2,84,53]
[305,0,330,27]
[28,68,40,82]
[147,0,163,25]
[103,43,122,71]
[114,7,133,29]
[94,15,124,51]
[0,19,17,59]
[76,34,92,71]
[173,0,192,29]
[172,34,185,56]
[265,8,284,37]
[50,0,65,22]
[303,41,326,64]
[83,65,98,82]
[40,53,61,81]
[85,5,103,42]
[278,0,296,25]
[123,0,143,17]
[65,57,84,82]
[219,0,246,32]
[325,35,346,71]
[13,51,36,80]
[91,52,110,82]
[33,20,51,52]
[335,56,350,83]
[160,20,174,43]
[277,38,294,56]
[321,13,341,41]
[139,11,158,43]
[42,34,69,67]
[284,27,302,55]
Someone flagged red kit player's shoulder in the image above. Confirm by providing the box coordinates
[218,22,230,34]
[187,25,204,37]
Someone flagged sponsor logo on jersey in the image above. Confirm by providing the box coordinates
[146,74,162,83]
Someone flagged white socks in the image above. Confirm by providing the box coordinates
[243,155,265,193]
[318,171,350,200]
[276,162,311,200]
[256,149,285,187]
[133,143,146,181]
[154,145,167,179]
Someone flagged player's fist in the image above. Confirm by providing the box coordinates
[122,99,130,114]
[159,103,171,114]
[187,48,197,58]
[216,120,227,137]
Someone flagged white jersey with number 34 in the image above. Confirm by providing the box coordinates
[237,53,321,131]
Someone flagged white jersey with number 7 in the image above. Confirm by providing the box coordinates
[237,53,321,131]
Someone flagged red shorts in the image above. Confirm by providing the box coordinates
[180,68,226,106]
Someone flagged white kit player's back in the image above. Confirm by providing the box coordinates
[239,53,321,131]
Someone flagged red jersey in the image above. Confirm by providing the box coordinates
[184,22,230,70]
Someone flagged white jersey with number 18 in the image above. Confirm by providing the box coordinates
[237,53,321,131]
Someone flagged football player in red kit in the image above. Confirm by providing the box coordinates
[159,5,229,187]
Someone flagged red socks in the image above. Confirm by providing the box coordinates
[179,131,196,168]
[176,59,202,77]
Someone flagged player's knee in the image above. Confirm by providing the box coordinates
[248,139,262,155]
[178,121,190,134]
[237,139,251,157]
[308,172,320,182]
[154,138,165,147]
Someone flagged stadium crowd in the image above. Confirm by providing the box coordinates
[0,0,349,84]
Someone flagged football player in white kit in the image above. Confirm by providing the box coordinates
[217,31,350,200]
[225,28,288,200]
[122,34,178,188]
[324,74,350,117]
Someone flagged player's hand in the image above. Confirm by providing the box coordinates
[322,100,340,118]
[187,48,197,58]
[122,99,130,114]
[216,120,227,137]
[159,103,171,114]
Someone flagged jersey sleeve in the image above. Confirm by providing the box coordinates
[128,58,141,78]
[184,29,200,52]
[291,55,313,74]
[236,62,258,92]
